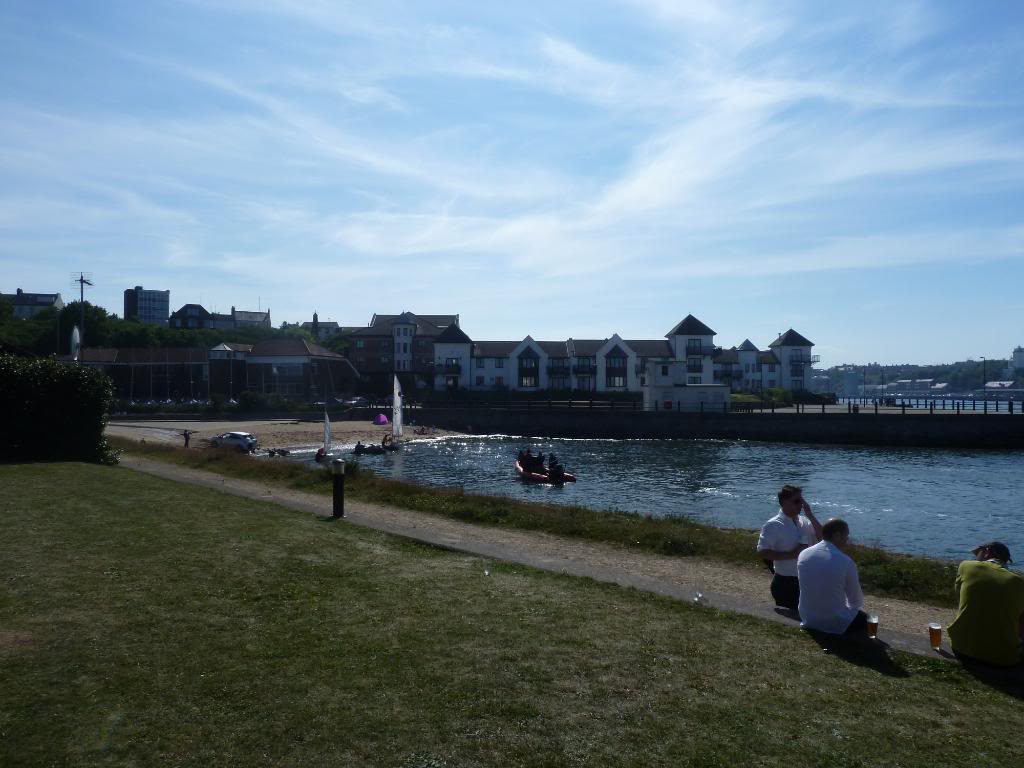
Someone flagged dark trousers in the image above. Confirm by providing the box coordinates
[844,610,869,636]
[770,575,800,610]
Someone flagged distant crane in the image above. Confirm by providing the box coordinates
[70,272,94,346]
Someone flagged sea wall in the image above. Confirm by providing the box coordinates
[416,407,1024,449]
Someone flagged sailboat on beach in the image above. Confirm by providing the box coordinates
[316,408,332,462]
[386,375,403,450]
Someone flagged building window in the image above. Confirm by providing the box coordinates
[476,376,484,386]
[519,375,537,388]
[495,358,504,369]
[606,374,625,387]
[769,365,776,373]
[495,376,504,387]
[661,365,669,376]
[519,357,537,369]
[356,340,364,349]
[688,376,701,384]
[606,356,626,369]
[476,358,484,369]
[403,342,409,353]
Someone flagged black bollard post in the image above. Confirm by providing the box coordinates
[331,459,345,519]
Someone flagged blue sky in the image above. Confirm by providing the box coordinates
[2,0,1023,366]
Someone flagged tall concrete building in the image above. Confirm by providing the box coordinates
[123,285,170,325]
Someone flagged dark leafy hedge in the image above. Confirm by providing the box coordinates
[0,355,116,463]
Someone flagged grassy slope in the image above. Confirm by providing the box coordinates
[109,437,959,608]
[1,463,1020,768]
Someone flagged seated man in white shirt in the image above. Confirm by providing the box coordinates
[797,518,868,636]
[756,484,823,611]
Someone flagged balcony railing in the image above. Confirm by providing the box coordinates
[684,345,722,356]
[443,363,461,373]
[686,363,704,373]
[572,364,594,375]
[547,365,571,375]
[713,370,743,381]
[789,353,821,364]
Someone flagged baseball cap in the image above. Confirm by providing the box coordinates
[972,541,1012,563]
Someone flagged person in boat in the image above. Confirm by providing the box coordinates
[532,450,545,472]
[548,452,563,479]
[382,433,391,447]
[315,447,326,462]
[523,448,533,468]
[517,448,526,465]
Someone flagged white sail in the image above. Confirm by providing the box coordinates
[392,375,403,440]
[323,408,332,453]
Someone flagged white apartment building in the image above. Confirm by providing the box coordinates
[423,313,817,397]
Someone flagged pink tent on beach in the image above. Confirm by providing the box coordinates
[373,413,390,425]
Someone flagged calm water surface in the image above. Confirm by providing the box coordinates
[305,436,1024,564]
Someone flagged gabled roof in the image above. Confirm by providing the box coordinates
[435,324,473,344]
[769,329,814,347]
[233,309,269,323]
[249,338,341,358]
[473,341,519,357]
[210,342,253,352]
[738,339,759,352]
[625,339,673,357]
[353,312,458,337]
[666,314,716,337]
[370,312,457,328]
[568,339,604,356]
[300,320,339,330]
[78,348,119,363]
[758,351,780,364]
[80,347,209,364]
[604,344,628,357]
[537,340,568,357]
[713,347,739,364]
[1,290,62,307]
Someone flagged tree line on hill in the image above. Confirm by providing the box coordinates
[824,358,1018,391]
[0,298,340,357]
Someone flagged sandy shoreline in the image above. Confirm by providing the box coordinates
[107,417,462,452]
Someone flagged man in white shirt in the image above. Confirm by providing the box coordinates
[756,485,823,611]
[797,518,868,635]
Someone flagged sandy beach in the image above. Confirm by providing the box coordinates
[107,417,461,452]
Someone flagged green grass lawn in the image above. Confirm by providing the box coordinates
[110,437,960,608]
[1,464,1021,767]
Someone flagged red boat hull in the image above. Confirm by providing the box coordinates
[515,460,576,484]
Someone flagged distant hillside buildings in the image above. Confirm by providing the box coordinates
[168,303,271,330]
[123,285,169,325]
[0,288,64,319]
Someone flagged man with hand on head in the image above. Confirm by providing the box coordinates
[948,541,1024,669]
[756,484,823,611]
[797,518,868,636]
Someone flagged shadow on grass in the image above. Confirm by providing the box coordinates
[805,630,910,678]
[953,654,1024,700]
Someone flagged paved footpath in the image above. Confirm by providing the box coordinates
[121,456,956,660]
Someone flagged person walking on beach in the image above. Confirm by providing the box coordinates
[756,484,823,611]
[182,429,192,449]
[948,541,1024,669]
[796,518,868,635]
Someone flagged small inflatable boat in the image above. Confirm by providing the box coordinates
[515,460,576,484]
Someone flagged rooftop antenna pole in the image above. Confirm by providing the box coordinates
[70,271,94,345]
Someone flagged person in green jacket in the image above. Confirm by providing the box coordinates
[948,541,1024,668]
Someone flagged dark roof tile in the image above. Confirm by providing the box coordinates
[666,314,716,337]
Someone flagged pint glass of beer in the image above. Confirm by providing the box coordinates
[867,614,879,639]
[928,622,942,650]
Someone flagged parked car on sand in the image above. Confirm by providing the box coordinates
[209,432,258,452]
